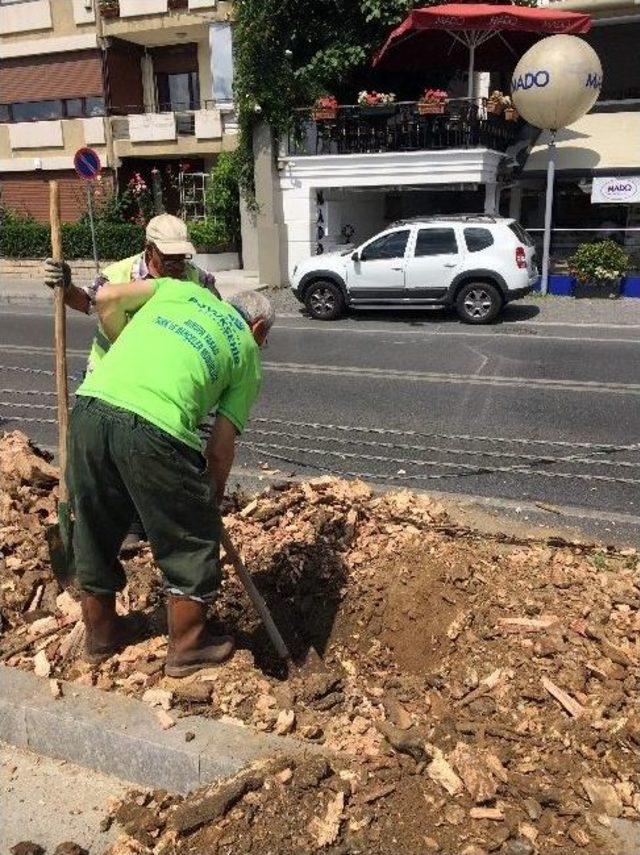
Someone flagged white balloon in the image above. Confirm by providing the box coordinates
[511,35,602,130]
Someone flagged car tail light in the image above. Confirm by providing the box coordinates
[515,246,527,269]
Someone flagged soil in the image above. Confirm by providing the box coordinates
[2,430,640,855]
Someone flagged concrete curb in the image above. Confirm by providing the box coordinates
[0,664,313,794]
[0,279,268,307]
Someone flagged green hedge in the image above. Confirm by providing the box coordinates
[0,219,145,260]
[0,217,233,258]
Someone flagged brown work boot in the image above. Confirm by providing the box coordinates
[81,592,143,664]
[165,596,234,678]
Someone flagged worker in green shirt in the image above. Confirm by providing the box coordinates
[66,277,273,676]
[45,213,220,552]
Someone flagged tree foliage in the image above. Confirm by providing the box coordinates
[233,0,417,203]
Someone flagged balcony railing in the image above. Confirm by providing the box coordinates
[285,100,522,157]
[108,102,234,143]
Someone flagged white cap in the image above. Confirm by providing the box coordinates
[145,214,195,256]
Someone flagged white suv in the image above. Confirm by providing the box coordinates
[291,215,538,324]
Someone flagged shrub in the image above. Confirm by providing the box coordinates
[205,152,241,248]
[0,212,144,260]
[187,219,231,253]
[568,240,630,284]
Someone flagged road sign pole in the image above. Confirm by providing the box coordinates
[86,181,100,275]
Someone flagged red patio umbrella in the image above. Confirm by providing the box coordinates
[373,4,591,98]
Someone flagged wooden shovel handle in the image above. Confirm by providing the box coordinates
[50,181,69,503]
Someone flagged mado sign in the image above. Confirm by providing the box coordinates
[592,176,640,204]
[511,35,602,130]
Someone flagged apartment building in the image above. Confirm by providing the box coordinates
[0,0,236,221]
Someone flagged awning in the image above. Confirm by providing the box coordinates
[373,4,591,72]
[524,112,640,174]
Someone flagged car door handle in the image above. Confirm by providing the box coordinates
[444,262,457,268]
[391,266,403,270]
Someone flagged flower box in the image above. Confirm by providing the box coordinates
[313,108,338,121]
[418,102,446,115]
[99,0,120,17]
[622,274,640,297]
[573,279,621,299]
[504,107,519,122]
[361,104,396,117]
[486,101,503,116]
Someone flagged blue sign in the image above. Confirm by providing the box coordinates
[586,72,603,90]
[73,147,101,180]
[511,70,550,93]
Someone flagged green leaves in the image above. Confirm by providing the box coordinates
[202,152,241,248]
[0,214,145,260]
[568,240,630,284]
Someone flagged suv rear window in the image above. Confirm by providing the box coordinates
[464,227,494,252]
[508,222,534,247]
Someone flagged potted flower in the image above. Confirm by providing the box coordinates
[418,88,448,115]
[313,95,339,122]
[98,0,120,18]
[568,239,630,299]
[486,90,505,116]
[503,96,519,122]
[357,90,396,117]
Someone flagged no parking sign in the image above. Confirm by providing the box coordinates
[73,147,102,271]
[73,147,101,181]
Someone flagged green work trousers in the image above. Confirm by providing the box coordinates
[67,396,221,602]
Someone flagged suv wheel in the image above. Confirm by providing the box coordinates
[304,280,345,321]
[456,282,502,324]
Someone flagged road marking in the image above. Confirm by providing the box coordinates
[275,311,640,329]
[0,343,87,358]
[273,324,640,345]
[263,360,640,396]
[3,344,639,395]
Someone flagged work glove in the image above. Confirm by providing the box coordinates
[44,258,72,290]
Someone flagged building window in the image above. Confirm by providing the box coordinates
[0,97,106,123]
[84,96,105,117]
[155,71,200,112]
[65,98,84,118]
[12,100,64,122]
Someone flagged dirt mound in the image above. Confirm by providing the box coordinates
[2,430,640,854]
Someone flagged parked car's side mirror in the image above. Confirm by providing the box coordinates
[351,250,360,262]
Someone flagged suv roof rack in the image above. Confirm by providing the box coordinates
[390,213,507,227]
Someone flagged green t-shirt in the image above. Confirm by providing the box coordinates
[77,277,262,450]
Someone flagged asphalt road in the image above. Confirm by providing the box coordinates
[2,300,640,545]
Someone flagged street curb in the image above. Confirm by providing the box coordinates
[0,664,314,794]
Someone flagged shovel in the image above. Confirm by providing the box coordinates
[45,180,75,587]
[221,524,325,673]
[221,524,291,661]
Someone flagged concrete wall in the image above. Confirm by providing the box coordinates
[0,118,107,172]
[252,122,286,286]
[0,0,95,44]
[0,119,108,172]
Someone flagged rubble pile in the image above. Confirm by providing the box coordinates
[2,430,640,854]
